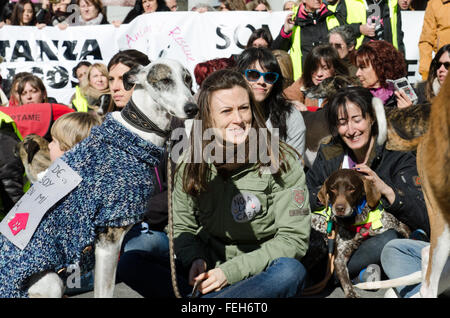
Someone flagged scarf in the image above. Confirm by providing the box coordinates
[78,12,104,26]
[370,87,394,104]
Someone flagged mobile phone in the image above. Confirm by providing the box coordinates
[386,78,418,104]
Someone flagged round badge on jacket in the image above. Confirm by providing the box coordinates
[231,193,261,223]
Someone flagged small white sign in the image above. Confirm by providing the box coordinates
[0,158,82,250]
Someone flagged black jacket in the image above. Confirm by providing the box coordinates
[306,139,430,236]
[0,125,24,218]
[363,0,405,55]
[272,4,336,68]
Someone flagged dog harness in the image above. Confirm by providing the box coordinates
[313,199,385,238]
[0,114,164,298]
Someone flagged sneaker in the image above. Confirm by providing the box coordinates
[409,229,429,242]
[353,264,381,284]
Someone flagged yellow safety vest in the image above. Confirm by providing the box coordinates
[72,86,89,113]
[313,200,384,230]
[388,0,398,50]
[327,0,367,49]
[0,111,23,140]
[361,0,399,49]
[290,5,341,80]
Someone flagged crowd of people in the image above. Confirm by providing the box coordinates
[0,0,449,299]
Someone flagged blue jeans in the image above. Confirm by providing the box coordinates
[347,229,400,279]
[121,222,169,257]
[381,238,427,297]
[117,252,307,298]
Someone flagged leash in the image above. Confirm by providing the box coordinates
[166,138,182,298]
[301,223,337,296]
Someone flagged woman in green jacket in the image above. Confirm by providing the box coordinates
[117,69,311,298]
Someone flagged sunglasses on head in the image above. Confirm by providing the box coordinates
[244,69,279,84]
[437,61,450,70]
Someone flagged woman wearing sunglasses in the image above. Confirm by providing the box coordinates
[236,47,306,160]
[415,44,450,104]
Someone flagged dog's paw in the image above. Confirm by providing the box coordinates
[345,289,360,298]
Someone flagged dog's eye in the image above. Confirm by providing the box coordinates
[161,78,173,85]
[184,73,192,87]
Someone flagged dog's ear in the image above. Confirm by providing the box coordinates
[363,177,382,209]
[123,65,144,91]
[317,183,329,208]
[24,139,41,164]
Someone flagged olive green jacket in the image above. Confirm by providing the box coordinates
[172,149,311,285]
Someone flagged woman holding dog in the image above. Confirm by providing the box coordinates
[306,86,429,283]
[283,43,351,110]
[117,69,310,298]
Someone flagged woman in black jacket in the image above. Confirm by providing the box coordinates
[306,86,429,281]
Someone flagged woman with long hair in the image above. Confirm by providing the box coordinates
[235,47,306,158]
[117,69,310,298]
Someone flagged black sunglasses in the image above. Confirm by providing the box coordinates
[437,61,450,70]
[244,69,279,84]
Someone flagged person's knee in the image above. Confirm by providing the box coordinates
[116,251,143,283]
[271,257,306,283]
[380,238,404,265]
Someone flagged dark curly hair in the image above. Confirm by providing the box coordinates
[194,57,236,87]
[352,40,406,88]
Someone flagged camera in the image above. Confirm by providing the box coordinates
[386,77,418,104]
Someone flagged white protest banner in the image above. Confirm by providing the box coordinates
[0,11,424,105]
[0,158,82,250]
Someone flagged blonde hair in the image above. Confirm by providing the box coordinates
[80,63,109,93]
[80,63,110,112]
[51,112,102,151]
[272,49,294,88]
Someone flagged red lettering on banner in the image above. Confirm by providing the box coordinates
[168,27,195,62]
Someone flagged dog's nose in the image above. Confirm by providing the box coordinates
[184,102,199,118]
[335,204,346,214]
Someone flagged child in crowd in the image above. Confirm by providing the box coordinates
[48,112,102,162]
[47,111,101,295]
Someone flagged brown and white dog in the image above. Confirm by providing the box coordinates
[355,76,450,298]
[14,134,51,184]
[306,169,410,298]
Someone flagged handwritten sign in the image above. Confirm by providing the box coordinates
[0,158,82,250]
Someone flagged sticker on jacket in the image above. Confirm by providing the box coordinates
[231,192,261,223]
[0,158,82,250]
[292,189,306,209]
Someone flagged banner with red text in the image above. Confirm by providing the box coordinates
[0,10,424,105]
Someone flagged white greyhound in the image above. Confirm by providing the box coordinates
[0,58,198,298]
